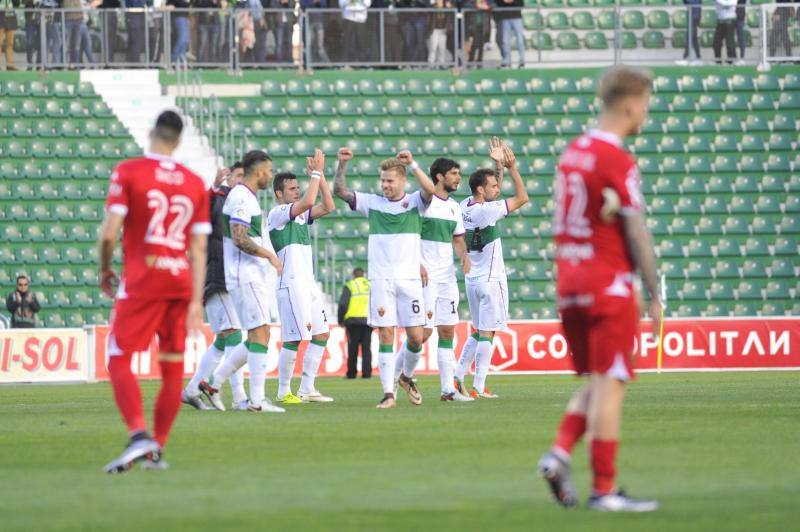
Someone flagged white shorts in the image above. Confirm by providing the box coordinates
[423,280,460,328]
[466,280,509,332]
[369,278,425,328]
[205,291,242,334]
[229,282,271,331]
[276,283,329,342]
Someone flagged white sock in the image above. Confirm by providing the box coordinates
[378,348,396,394]
[393,345,404,384]
[403,342,423,378]
[299,341,326,394]
[247,343,269,404]
[225,344,247,403]
[277,345,298,398]
[473,337,494,393]
[210,342,248,389]
[455,334,479,380]
[186,341,224,395]
[438,345,456,394]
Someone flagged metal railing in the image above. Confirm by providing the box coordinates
[2,5,796,70]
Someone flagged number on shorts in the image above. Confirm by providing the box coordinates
[321,309,327,323]
[450,301,456,314]
[411,299,420,314]
[144,189,194,250]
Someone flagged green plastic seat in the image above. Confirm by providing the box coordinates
[739,154,764,172]
[547,12,570,30]
[697,94,722,112]
[679,74,704,92]
[620,31,638,48]
[643,30,665,48]
[744,114,769,132]
[658,239,683,258]
[779,216,799,234]
[690,114,714,132]
[572,11,595,29]
[741,259,768,278]
[597,10,617,29]
[623,10,645,29]
[736,281,762,300]
[585,31,609,49]
[557,32,581,49]
[647,9,670,29]
[664,115,689,133]
[709,280,735,300]
[723,93,748,111]
[769,258,794,278]
[744,237,770,255]
[529,32,554,50]
[523,11,543,30]
[777,92,800,109]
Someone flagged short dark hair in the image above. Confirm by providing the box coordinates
[273,172,297,194]
[241,150,272,177]
[16,274,29,283]
[353,267,365,278]
[429,158,459,184]
[153,110,183,142]
[469,168,494,194]
[230,161,243,171]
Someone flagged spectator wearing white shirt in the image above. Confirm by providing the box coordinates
[712,0,737,64]
[339,0,371,63]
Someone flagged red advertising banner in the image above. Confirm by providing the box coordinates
[0,328,89,383]
[87,318,800,382]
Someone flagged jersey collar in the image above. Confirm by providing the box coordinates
[587,128,623,147]
[145,151,177,163]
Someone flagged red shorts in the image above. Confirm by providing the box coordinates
[560,294,639,381]
[108,298,189,356]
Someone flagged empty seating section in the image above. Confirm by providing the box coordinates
[200,69,798,320]
[0,78,134,328]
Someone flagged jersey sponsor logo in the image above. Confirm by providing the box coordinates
[155,167,185,186]
[556,242,595,263]
[558,148,597,172]
[145,255,190,275]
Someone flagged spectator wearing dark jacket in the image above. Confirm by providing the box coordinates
[269,0,295,63]
[735,0,746,62]
[23,0,41,68]
[398,0,428,63]
[6,275,41,328]
[195,0,221,62]
[99,0,121,64]
[301,0,331,63]
[768,0,794,57]
[677,0,702,64]
[497,0,523,68]
[0,0,19,70]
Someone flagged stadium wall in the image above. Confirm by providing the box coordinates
[1,318,798,384]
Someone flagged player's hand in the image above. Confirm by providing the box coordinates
[502,145,517,169]
[99,269,119,298]
[214,167,230,188]
[186,299,204,334]
[420,264,429,287]
[488,136,505,165]
[268,253,283,277]
[649,298,663,340]
[306,148,325,175]
[460,254,471,275]
[338,147,353,162]
[396,150,414,166]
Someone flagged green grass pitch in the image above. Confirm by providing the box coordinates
[2,372,798,531]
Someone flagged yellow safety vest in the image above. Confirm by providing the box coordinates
[344,277,370,321]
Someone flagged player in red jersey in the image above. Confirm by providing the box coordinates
[98,110,211,473]
[537,66,662,512]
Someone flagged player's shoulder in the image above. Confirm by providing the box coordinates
[174,163,207,192]
[112,157,148,178]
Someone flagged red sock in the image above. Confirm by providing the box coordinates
[553,413,587,456]
[591,439,618,496]
[153,360,184,449]
[107,354,146,435]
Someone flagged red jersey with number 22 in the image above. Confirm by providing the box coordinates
[105,153,211,301]
[554,129,644,308]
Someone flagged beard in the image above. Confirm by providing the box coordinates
[444,182,459,193]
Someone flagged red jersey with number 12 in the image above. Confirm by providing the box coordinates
[105,153,211,301]
[553,129,644,304]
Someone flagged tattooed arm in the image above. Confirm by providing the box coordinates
[333,147,356,209]
[231,222,283,275]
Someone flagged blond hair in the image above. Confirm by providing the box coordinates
[380,158,407,177]
[597,65,653,109]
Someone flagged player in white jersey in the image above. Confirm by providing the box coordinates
[198,150,286,414]
[454,141,529,399]
[334,148,436,409]
[412,156,473,403]
[268,149,337,405]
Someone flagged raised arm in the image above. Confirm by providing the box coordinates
[186,232,208,332]
[333,147,356,209]
[453,234,471,274]
[230,222,283,276]
[290,148,324,218]
[311,172,336,220]
[396,149,435,204]
[97,212,125,297]
[501,145,529,214]
[623,211,662,335]
[489,136,505,189]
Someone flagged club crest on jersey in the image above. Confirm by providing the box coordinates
[427,311,433,320]
[402,201,409,208]
[306,323,312,331]
[377,307,386,317]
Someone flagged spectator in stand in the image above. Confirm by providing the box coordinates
[371,0,402,64]
[195,0,221,63]
[497,0,524,68]
[167,0,190,63]
[0,0,19,70]
[490,0,503,60]
[676,0,701,65]
[735,0,746,64]
[23,0,41,69]
[269,0,295,63]
[398,0,427,63]
[339,0,371,63]
[124,0,146,63]
[464,0,490,67]
[300,0,330,63]
[6,275,41,329]
[712,0,737,64]
[77,0,99,65]
[428,0,449,67]
[768,0,794,58]
[64,0,85,66]
[99,0,120,64]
